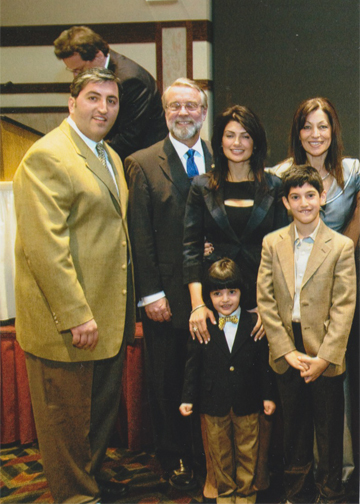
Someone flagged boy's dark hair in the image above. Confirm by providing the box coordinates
[282,165,324,198]
[204,258,243,298]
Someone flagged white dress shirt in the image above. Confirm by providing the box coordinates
[292,221,320,322]
[220,306,241,352]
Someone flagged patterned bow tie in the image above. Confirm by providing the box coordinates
[218,315,239,330]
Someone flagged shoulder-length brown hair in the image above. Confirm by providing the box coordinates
[289,97,344,188]
[209,105,267,191]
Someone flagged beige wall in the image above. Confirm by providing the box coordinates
[1,0,211,25]
[1,0,213,139]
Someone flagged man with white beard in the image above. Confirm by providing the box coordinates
[125,78,212,491]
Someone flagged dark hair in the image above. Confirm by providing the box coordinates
[209,105,267,191]
[204,258,243,298]
[54,26,109,61]
[70,67,122,99]
[289,97,344,188]
[282,165,324,199]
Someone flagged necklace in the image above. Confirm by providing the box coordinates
[321,171,330,181]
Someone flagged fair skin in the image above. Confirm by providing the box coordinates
[63,51,107,76]
[299,108,333,193]
[210,287,240,316]
[282,184,330,382]
[145,85,207,323]
[189,121,264,343]
[68,79,119,350]
[164,85,207,148]
[68,80,120,143]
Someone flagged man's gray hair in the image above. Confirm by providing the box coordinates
[70,67,122,98]
[162,78,208,110]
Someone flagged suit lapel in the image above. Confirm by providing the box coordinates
[202,140,213,172]
[276,224,295,299]
[231,310,253,355]
[211,322,231,357]
[158,137,191,202]
[60,121,121,210]
[241,185,274,240]
[203,182,240,243]
[302,221,332,288]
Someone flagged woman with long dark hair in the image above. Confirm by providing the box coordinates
[270,97,360,488]
[183,105,288,495]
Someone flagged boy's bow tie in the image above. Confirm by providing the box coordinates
[218,315,238,330]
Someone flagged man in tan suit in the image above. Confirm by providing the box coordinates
[257,166,356,504]
[13,68,135,504]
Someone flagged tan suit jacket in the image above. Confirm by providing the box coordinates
[257,220,356,377]
[13,120,135,362]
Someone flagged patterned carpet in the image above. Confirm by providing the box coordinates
[0,443,205,504]
[1,443,358,504]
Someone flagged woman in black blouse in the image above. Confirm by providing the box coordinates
[183,105,288,342]
[183,105,288,494]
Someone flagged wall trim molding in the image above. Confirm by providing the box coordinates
[1,83,70,94]
[1,80,212,95]
[1,21,212,47]
[1,107,69,114]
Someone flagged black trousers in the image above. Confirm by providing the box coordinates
[276,323,345,502]
[142,316,199,471]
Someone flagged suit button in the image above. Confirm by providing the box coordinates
[122,241,126,246]
[229,366,235,372]
[122,289,127,295]
[122,264,126,270]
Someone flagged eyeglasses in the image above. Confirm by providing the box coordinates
[65,66,86,76]
[166,102,202,112]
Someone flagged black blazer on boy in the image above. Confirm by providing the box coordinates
[182,310,275,417]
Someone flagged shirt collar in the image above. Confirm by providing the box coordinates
[104,54,110,69]
[67,116,101,154]
[294,219,321,244]
[218,306,241,320]
[169,134,204,159]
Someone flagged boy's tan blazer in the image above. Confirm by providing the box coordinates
[13,120,135,362]
[257,220,356,377]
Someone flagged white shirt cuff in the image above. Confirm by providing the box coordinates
[138,291,166,307]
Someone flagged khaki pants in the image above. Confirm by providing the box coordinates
[204,410,259,504]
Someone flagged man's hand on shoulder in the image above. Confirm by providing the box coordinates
[145,297,172,322]
[71,319,98,351]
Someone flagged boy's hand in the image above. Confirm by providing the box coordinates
[298,356,330,383]
[247,307,265,341]
[285,350,309,371]
[179,403,193,416]
[263,400,276,415]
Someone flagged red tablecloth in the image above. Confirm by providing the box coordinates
[1,322,151,450]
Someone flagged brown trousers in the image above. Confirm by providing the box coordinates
[204,410,259,503]
[25,344,126,504]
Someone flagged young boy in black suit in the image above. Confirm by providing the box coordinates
[180,258,276,503]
